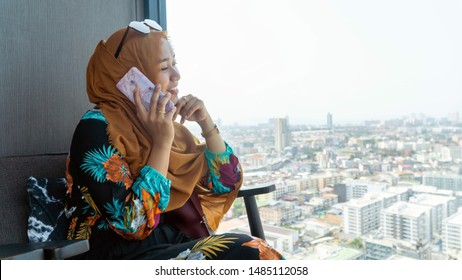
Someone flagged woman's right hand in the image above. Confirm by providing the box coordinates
[134,85,177,148]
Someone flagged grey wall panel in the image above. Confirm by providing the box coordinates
[0,0,144,156]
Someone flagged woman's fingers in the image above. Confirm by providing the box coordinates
[184,98,203,119]
[174,95,188,123]
[132,84,176,145]
[134,87,147,118]
[174,94,207,124]
[173,98,185,121]
[157,92,172,115]
[148,84,162,114]
[165,106,177,120]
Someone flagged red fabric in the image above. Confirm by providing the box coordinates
[163,188,210,239]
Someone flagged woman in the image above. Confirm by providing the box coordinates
[65,20,283,260]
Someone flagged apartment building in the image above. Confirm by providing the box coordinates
[344,179,388,200]
[457,192,462,209]
[411,185,454,197]
[260,202,303,226]
[364,238,396,260]
[442,210,462,256]
[381,201,432,243]
[381,192,400,208]
[263,225,299,254]
[272,181,297,199]
[365,237,432,260]
[423,173,462,192]
[344,195,383,236]
[386,186,412,201]
[292,178,318,192]
[409,194,457,235]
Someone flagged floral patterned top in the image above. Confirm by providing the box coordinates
[65,109,242,241]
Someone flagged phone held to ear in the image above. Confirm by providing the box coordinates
[116,66,175,113]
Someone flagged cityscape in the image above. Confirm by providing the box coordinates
[211,112,462,260]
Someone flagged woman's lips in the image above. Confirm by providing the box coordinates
[167,87,179,95]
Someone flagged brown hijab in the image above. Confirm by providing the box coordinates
[86,27,240,230]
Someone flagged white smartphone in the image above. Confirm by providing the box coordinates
[116,66,174,112]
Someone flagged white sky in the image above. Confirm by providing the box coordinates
[166,0,462,126]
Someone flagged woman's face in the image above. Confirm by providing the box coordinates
[155,38,181,104]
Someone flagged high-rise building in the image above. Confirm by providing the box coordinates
[386,186,412,201]
[327,112,333,130]
[381,201,432,243]
[344,179,388,201]
[274,117,291,152]
[409,194,457,236]
[333,183,347,203]
[442,209,462,256]
[344,193,391,236]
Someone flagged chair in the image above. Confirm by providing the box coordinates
[0,153,274,259]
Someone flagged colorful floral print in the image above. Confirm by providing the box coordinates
[218,154,241,191]
[67,110,242,241]
[65,110,283,260]
[242,237,284,260]
[81,145,133,188]
[103,154,133,189]
[204,144,242,194]
[172,235,238,260]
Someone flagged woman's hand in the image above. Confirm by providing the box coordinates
[134,85,177,148]
[175,93,226,153]
[173,94,211,126]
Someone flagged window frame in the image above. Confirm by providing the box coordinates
[144,0,167,30]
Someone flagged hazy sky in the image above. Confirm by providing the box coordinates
[167,0,462,126]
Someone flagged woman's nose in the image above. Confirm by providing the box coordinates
[172,67,181,81]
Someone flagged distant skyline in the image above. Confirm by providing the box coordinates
[167,0,462,126]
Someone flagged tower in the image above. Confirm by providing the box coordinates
[327,112,333,130]
[275,117,291,152]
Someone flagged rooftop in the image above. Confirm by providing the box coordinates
[313,244,363,260]
[410,193,455,206]
[383,201,432,218]
[346,194,385,208]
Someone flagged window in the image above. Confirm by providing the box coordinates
[166,0,462,261]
